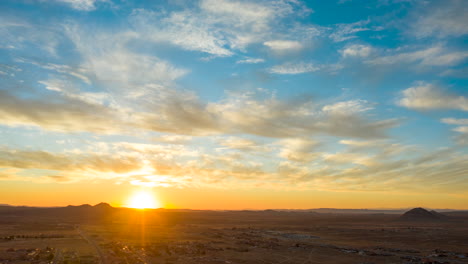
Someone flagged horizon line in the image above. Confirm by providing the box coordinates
[2,203,467,211]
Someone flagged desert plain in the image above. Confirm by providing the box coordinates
[0,204,467,264]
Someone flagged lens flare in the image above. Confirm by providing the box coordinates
[127,191,159,209]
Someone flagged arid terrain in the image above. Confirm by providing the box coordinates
[0,205,467,264]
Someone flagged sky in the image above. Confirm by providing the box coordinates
[0,0,467,209]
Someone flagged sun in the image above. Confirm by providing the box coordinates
[127,191,159,209]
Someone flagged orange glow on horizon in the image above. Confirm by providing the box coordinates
[1,181,468,210]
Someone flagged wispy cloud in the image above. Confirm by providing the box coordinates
[15,58,91,84]
[54,0,106,11]
[153,135,193,145]
[217,137,268,152]
[0,89,125,134]
[129,0,309,57]
[64,25,188,92]
[139,88,398,138]
[0,146,142,174]
[441,118,468,126]
[366,45,468,67]
[409,0,468,38]
[441,118,468,145]
[440,67,468,79]
[0,16,62,56]
[236,57,265,64]
[329,20,380,42]
[1,0,467,201]
[264,40,303,53]
[268,62,319,74]
[397,82,468,111]
[278,138,319,163]
[340,44,373,58]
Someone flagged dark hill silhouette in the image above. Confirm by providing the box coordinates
[398,207,446,221]
[67,204,92,208]
[429,210,447,219]
[0,202,121,224]
[93,202,113,211]
[94,202,112,208]
[443,210,468,217]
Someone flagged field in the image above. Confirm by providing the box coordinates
[0,206,467,264]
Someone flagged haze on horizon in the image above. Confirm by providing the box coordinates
[0,0,467,210]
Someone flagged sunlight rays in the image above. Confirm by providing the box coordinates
[126,190,160,209]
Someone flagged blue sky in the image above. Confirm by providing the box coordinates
[0,0,467,208]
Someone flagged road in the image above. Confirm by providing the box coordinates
[76,226,106,264]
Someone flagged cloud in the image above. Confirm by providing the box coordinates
[236,57,265,64]
[2,138,466,194]
[410,0,468,38]
[153,135,193,145]
[15,58,91,84]
[441,118,468,126]
[219,137,257,149]
[397,83,468,111]
[211,94,399,139]
[129,9,233,57]
[87,49,188,89]
[64,26,188,92]
[129,175,193,188]
[366,45,468,67]
[0,142,200,186]
[322,99,374,114]
[441,118,468,145]
[454,126,468,133]
[54,0,104,11]
[264,40,303,53]
[0,16,62,56]
[0,89,126,134]
[60,24,191,114]
[138,88,221,136]
[440,67,468,79]
[217,137,267,152]
[339,139,411,157]
[1,0,467,197]
[0,168,19,180]
[38,79,112,106]
[340,44,373,58]
[137,88,398,139]
[278,138,319,163]
[324,152,375,167]
[305,140,468,193]
[1,60,395,140]
[0,146,142,174]
[269,62,319,74]
[129,0,312,57]
[200,0,279,26]
[113,142,198,159]
[0,16,391,140]
[329,20,378,42]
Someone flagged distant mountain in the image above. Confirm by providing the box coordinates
[67,204,92,208]
[308,208,408,214]
[443,210,468,217]
[93,202,113,209]
[66,203,112,209]
[398,207,446,221]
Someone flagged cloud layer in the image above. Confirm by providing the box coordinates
[398,83,468,111]
[0,0,467,202]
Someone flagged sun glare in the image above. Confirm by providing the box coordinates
[127,191,159,209]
